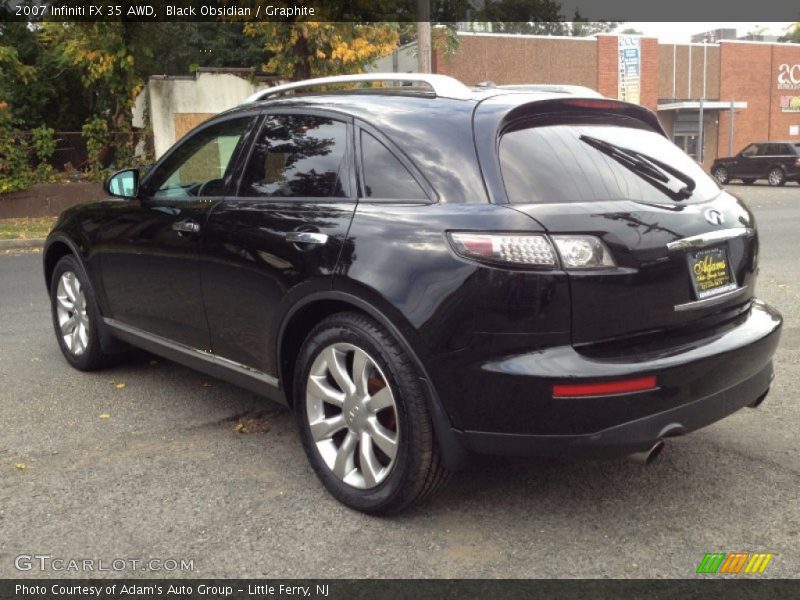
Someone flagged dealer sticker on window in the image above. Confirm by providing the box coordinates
[688,247,738,300]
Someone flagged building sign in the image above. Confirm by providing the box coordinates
[780,96,800,112]
[778,64,800,90]
[618,36,641,104]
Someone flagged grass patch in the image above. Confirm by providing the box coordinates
[0,217,57,240]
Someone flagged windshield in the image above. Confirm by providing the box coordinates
[500,123,721,205]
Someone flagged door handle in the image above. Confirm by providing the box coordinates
[284,231,328,245]
[172,219,200,234]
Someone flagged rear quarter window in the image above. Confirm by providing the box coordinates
[499,122,721,204]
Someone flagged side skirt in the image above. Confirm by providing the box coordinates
[104,318,287,406]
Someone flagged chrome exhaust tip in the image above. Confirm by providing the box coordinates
[628,440,664,466]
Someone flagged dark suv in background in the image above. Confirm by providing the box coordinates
[711,141,800,186]
[44,74,782,514]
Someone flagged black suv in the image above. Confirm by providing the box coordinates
[711,141,800,186]
[44,74,782,514]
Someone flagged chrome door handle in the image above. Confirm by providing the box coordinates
[284,231,328,245]
[172,219,200,234]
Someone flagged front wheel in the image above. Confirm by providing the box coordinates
[712,167,729,185]
[50,255,117,371]
[768,168,786,186]
[294,312,449,514]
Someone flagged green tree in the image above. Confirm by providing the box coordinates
[243,22,399,80]
[474,0,564,34]
[566,13,620,37]
[0,20,90,131]
[41,22,144,132]
[780,23,800,43]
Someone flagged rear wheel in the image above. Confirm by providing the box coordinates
[768,168,786,186]
[294,312,449,514]
[50,255,116,371]
[712,167,729,185]
[741,178,756,185]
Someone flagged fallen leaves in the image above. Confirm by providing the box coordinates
[99,413,111,420]
[14,463,26,470]
[233,413,272,434]
[115,383,125,389]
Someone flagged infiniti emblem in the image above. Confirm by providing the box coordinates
[347,405,360,422]
[704,209,725,226]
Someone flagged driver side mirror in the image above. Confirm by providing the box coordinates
[105,168,139,199]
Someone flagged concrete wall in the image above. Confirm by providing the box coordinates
[369,43,418,73]
[138,73,269,158]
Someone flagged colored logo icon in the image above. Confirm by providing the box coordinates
[696,552,774,574]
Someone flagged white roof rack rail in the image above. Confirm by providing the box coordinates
[242,73,474,104]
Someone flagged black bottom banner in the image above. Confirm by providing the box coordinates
[2,579,800,600]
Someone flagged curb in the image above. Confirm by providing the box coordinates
[0,238,46,250]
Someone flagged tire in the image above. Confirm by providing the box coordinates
[712,167,729,185]
[768,168,786,186]
[294,312,450,514]
[741,178,756,185]
[50,255,117,371]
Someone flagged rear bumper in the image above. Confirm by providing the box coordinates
[434,300,782,457]
[459,361,773,458]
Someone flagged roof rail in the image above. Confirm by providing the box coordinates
[496,84,603,97]
[242,73,474,104]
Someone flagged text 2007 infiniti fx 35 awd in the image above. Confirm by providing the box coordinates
[43,74,782,514]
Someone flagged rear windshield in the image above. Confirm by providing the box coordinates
[499,122,721,204]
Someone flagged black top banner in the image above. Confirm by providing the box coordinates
[2,0,800,23]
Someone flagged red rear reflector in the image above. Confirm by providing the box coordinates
[553,376,657,398]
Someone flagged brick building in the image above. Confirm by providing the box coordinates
[428,32,800,168]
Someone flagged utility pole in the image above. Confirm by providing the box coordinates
[417,0,431,73]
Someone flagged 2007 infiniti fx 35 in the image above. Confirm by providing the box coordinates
[44,74,782,514]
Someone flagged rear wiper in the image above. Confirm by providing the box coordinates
[580,135,696,201]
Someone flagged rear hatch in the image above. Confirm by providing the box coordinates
[491,99,758,345]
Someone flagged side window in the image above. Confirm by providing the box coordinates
[239,114,350,198]
[360,131,428,200]
[148,118,251,199]
[741,144,758,157]
[757,144,775,156]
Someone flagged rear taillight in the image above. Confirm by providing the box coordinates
[447,232,615,269]
[448,233,557,266]
[551,235,615,269]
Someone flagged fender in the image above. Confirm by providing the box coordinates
[278,290,470,471]
[43,233,124,354]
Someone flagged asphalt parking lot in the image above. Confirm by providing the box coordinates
[0,183,798,579]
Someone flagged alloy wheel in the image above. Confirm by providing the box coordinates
[768,168,784,186]
[55,271,89,356]
[713,168,728,184]
[305,343,399,489]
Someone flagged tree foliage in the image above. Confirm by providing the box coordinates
[41,22,144,132]
[243,22,399,81]
[780,23,800,43]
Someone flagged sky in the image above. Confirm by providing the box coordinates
[625,22,794,43]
